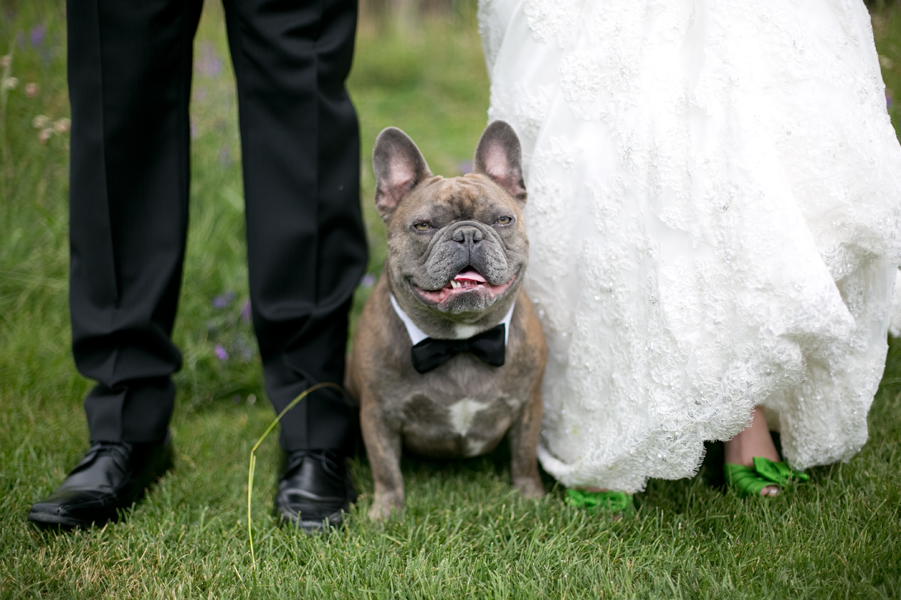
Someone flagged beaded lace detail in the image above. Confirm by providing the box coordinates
[480,0,901,491]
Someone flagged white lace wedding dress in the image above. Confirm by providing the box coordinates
[479,0,901,492]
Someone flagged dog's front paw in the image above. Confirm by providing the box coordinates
[368,491,404,521]
[514,476,545,499]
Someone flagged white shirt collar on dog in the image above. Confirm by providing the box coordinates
[389,294,515,346]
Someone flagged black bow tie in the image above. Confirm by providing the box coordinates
[410,324,506,374]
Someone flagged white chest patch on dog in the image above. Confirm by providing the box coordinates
[465,438,487,457]
[448,398,489,437]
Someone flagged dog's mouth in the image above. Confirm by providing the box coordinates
[413,267,515,306]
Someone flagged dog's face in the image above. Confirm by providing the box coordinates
[386,176,527,316]
[373,121,528,332]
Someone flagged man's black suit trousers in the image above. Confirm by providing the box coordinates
[66,0,368,453]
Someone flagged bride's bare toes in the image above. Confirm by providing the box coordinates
[761,485,779,497]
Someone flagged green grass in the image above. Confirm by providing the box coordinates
[2,2,901,598]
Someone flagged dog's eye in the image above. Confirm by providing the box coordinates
[495,216,513,225]
[413,221,432,231]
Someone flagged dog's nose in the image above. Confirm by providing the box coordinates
[452,225,483,246]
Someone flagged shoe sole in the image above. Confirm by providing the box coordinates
[275,502,349,533]
[284,511,346,533]
[26,511,92,529]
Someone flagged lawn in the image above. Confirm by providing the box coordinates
[1,2,900,598]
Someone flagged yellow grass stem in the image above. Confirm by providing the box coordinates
[246,382,346,570]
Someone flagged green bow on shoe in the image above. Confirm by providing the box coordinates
[565,489,635,515]
[724,456,809,497]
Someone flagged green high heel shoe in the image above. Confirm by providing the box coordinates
[724,456,809,497]
[565,488,636,516]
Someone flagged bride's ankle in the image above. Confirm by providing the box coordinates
[724,406,780,467]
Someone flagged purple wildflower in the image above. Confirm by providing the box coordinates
[457,160,473,175]
[212,290,235,308]
[30,24,46,47]
[214,344,229,361]
[887,91,893,110]
[241,300,252,322]
[361,273,376,288]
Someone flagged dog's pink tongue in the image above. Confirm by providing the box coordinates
[454,268,486,283]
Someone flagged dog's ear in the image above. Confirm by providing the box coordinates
[473,120,527,203]
[373,127,432,222]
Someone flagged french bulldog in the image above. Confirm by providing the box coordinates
[346,121,547,520]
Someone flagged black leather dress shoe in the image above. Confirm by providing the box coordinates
[274,449,356,533]
[27,434,174,529]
